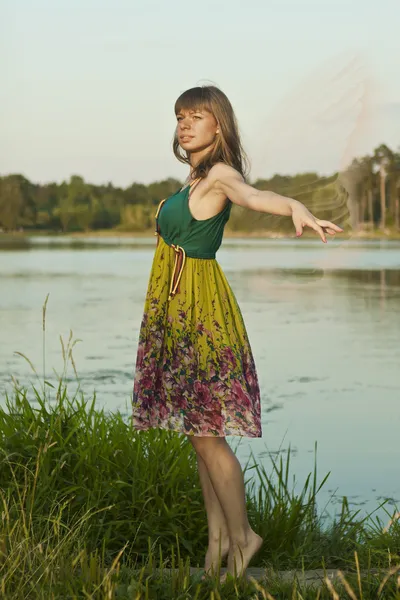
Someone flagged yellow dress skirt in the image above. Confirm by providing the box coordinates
[131,234,262,438]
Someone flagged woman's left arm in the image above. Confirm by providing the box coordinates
[210,163,344,244]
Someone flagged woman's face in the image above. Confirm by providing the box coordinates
[176,107,218,153]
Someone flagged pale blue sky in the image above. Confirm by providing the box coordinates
[1,0,399,186]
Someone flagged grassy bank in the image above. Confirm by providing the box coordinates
[0,308,399,597]
[1,383,400,598]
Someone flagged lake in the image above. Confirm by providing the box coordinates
[1,235,399,524]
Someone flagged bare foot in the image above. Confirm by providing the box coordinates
[201,539,230,580]
[220,530,263,583]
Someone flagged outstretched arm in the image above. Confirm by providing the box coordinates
[209,163,343,244]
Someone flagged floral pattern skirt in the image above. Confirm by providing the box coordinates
[131,236,262,437]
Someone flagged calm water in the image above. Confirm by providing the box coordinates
[1,236,400,523]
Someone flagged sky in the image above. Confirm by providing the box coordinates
[1,0,400,187]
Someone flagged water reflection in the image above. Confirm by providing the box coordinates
[0,238,399,521]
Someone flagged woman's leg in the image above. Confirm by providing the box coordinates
[193,447,231,572]
[188,435,263,580]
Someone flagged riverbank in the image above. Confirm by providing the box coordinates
[1,376,399,598]
[1,299,400,598]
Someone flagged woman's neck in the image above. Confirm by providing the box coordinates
[181,172,196,189]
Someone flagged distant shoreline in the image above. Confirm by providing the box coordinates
[70,228,400,240]
[1,228,400,241]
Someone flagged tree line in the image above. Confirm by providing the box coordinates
[0,143,399,234]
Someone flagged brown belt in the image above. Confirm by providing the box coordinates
[168,243,186,300]
[154,190,193,301]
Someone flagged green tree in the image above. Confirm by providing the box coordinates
[373,144,393,230]
[55,175,92,231]
[359,155,376,228]
[0,174,37,230]
[386,149,400,230]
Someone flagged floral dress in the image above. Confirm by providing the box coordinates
[131,177,262,437]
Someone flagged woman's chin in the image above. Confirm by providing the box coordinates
[180,141,194,149]
[179,141,209,153]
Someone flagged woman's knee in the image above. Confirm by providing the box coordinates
[186,435,226,458]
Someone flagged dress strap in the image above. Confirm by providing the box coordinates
[154,198,167,243]
[187,177,202,202]
[180,177,202,192]
[189,177,201,189]
[155,197,167,221]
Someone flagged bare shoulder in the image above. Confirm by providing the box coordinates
[207,163,244,189]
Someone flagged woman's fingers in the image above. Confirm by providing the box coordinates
[315,219,344,232]
[308,219,327,243]
[294,215,326,242]
[293,213,344,243]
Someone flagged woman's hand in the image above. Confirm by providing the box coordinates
[291,201,343,243]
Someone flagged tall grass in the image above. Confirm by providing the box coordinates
[0,296,399,598]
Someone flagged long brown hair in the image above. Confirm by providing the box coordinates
[172,85,251,183]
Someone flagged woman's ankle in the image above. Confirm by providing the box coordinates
[208,532,230,547]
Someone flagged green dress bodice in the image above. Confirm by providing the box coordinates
[157,179,232,259]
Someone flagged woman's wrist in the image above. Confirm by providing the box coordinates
[288,198,303,214]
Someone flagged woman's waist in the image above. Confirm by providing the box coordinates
[160,233,217,259]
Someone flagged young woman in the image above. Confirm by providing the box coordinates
[131,85,343,582]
